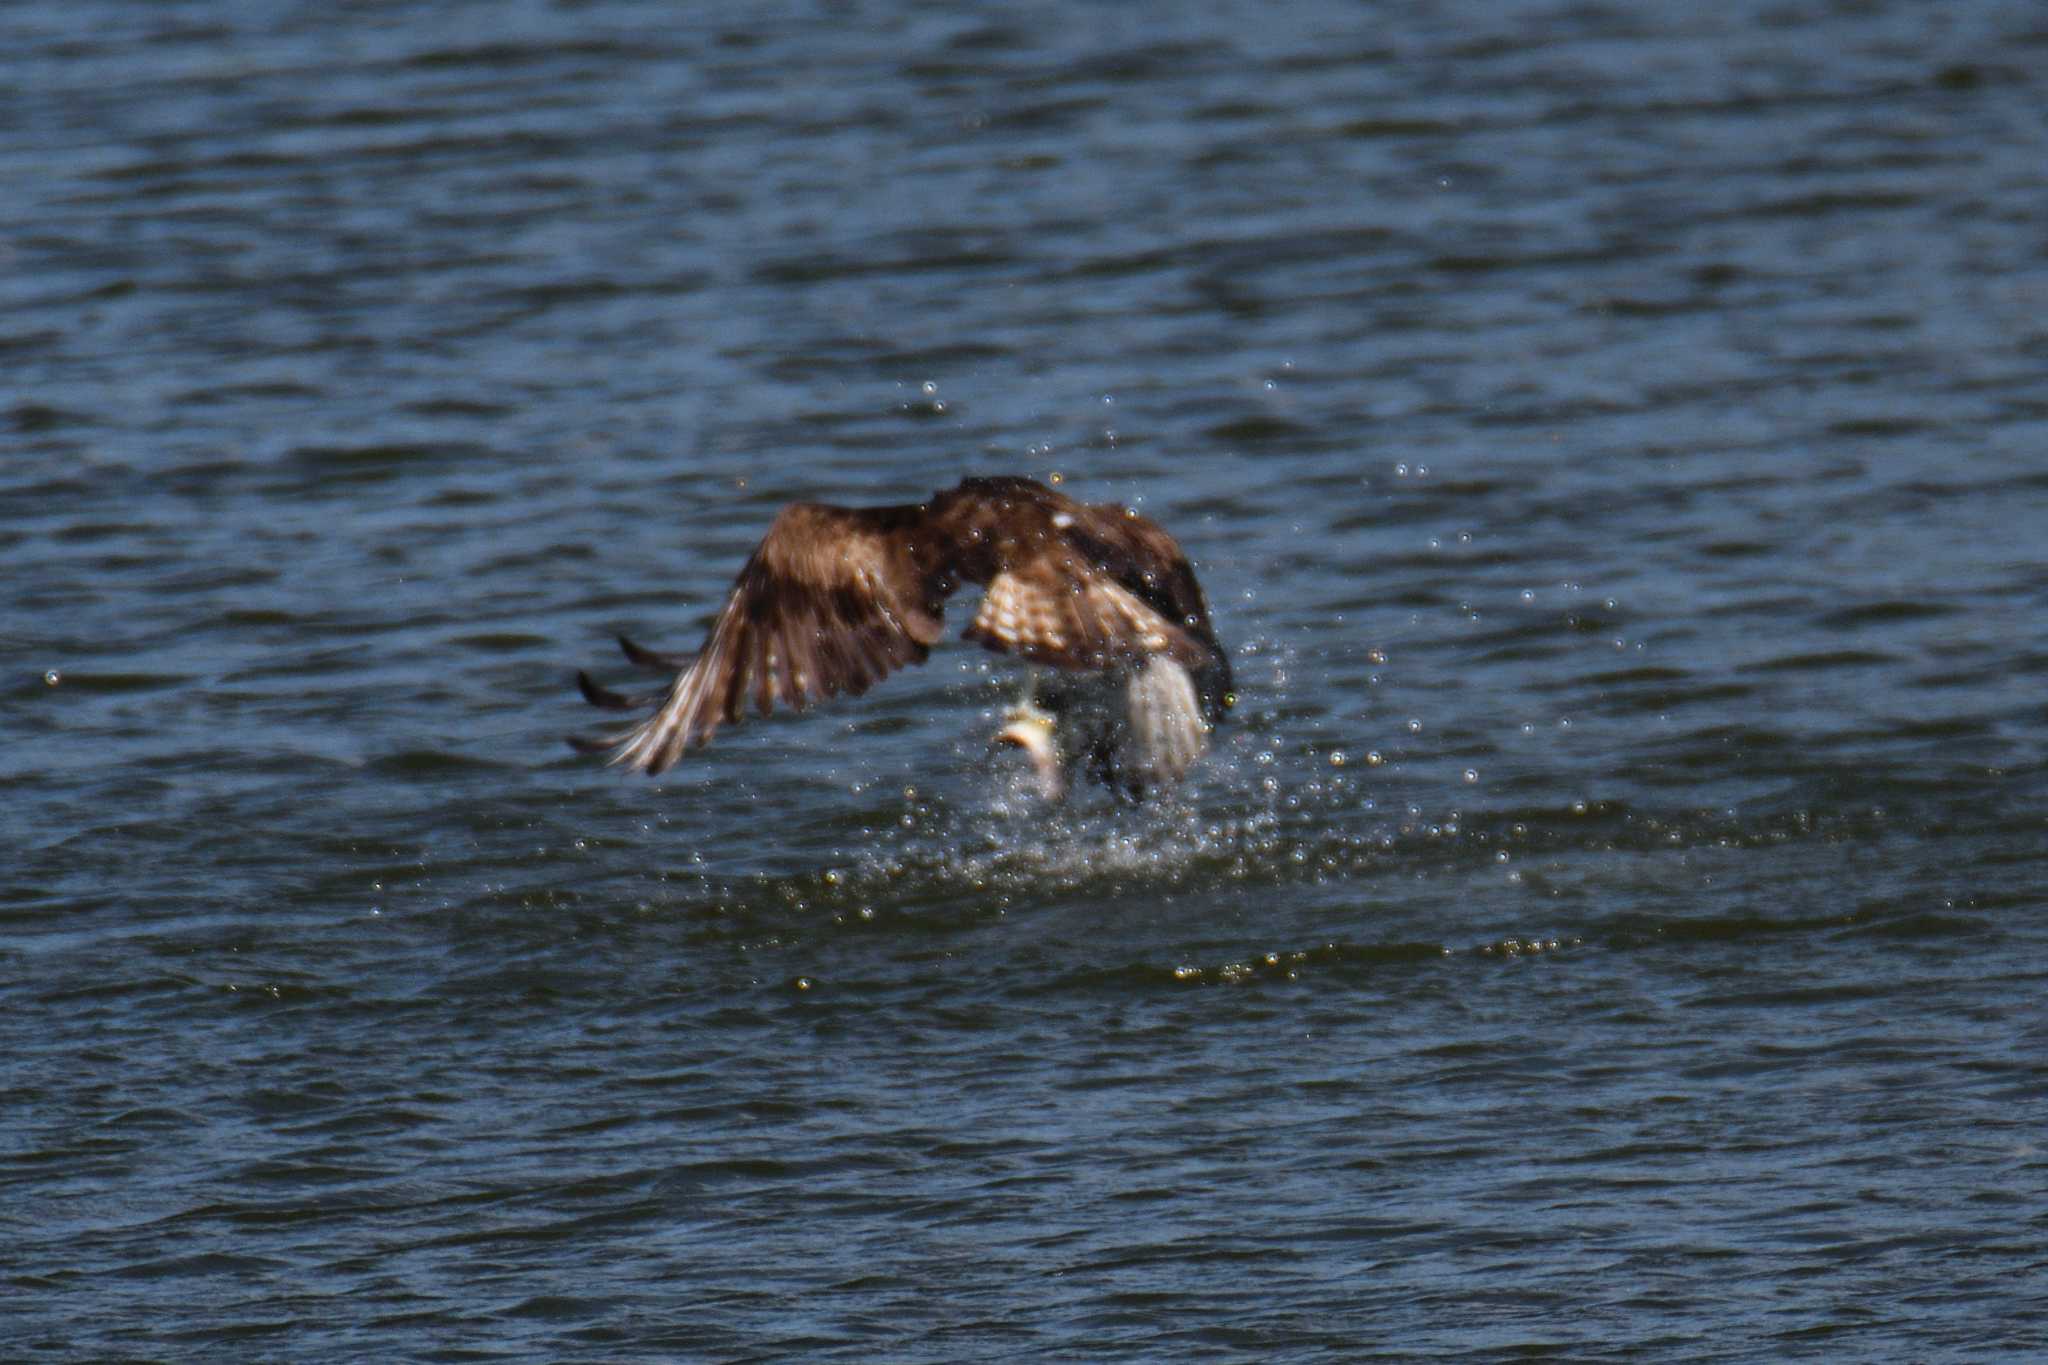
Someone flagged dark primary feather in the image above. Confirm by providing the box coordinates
[573,671,641,710]
[571,476,1230,776]
[617,635,691,672]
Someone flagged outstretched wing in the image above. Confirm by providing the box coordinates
[573,476,1233,778]
[574,502,945,774]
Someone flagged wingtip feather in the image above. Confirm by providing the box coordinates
[619,634,691,672]
[576,670,642,710]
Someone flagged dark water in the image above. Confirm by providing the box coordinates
[7,0,2048,1358]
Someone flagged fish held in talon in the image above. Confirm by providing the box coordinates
[993,695,1065,803]
[569,475,1234,800]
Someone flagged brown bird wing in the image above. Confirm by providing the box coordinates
[1077,503,1224,645]
[574,476,1232,776]
[1073,501,1233,722]
[964,561,1207,670]
[941,481,1231,712]
[576,501,945,774]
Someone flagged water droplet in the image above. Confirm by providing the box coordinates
[1330,751,1346,767]
[43,670,59,686]
[1464,768,1478,782]
[1406,718,1422,733]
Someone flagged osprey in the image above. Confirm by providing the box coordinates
[571,476,1233,798]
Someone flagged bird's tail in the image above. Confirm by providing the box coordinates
[1122,654,1209,787]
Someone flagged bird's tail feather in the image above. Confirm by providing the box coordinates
[1124,655,1208,786]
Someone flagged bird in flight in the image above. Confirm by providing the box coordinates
[571,476,1233,799]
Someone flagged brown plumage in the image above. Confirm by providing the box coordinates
[570,476,1232,791]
